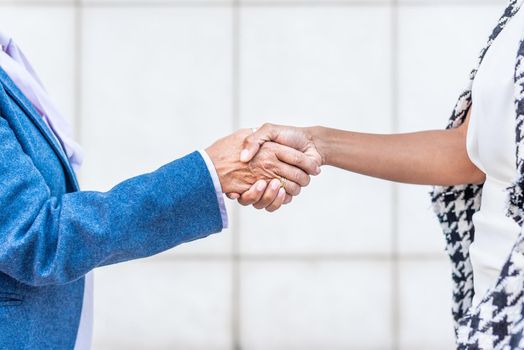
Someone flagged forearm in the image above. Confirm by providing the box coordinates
[309,126,485,186]
[0,150,223,286]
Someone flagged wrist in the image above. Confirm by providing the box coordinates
[205,130,253,194]
[306,126,329,166]
[204,144,233,193]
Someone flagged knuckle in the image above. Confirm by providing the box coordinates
[248,160,257,172]
[292,170,308,185]
[242,194,254,204]
[253,203,265,210]
[301,179,310,187]
[293,153,303,165]
[304,175,311,186]
[240,193,254,204]
[293,170,303,183]
[243,135,254,146]
[305,160,315,174]
[285,184,295,196]
[262,159,273,171]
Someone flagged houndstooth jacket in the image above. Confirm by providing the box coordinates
[430,0,524,348]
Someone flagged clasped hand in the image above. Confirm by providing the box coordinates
[206,124,322,212]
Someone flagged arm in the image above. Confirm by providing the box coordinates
[309,110,485,186]
[209,131,321,211]
[0,134,222,286]
[0,112,316,286]
[240,110,485,188]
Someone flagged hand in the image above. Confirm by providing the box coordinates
[228,178,292,212]
[226,140,316,211]
[228,124,323,209]
[240,123,323,167]
[205,129,319,200]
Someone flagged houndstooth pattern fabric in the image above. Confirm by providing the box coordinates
[429,0,524,348]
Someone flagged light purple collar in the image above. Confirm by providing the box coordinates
[0,32,83,171]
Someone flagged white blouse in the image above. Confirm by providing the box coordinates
[466,2,524,307]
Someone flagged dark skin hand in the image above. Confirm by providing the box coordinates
[233,109,485,209]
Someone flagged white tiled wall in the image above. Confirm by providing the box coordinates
[0,0,510,349]
[93,260,233,350]
[0,6,76,125]
[240,261,393,350]
[81,7,234,190]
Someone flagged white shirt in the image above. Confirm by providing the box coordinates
[466,2,524,307]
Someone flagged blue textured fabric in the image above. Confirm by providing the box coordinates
[0,67,224,349]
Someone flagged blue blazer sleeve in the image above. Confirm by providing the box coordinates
[0,115,224,287]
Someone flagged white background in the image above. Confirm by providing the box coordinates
[0,0,509,349]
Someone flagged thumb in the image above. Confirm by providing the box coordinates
[240,133,263,162]
[226,193,240,200]
[240,124,278,162]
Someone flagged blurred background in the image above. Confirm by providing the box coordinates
[0,0,510,349]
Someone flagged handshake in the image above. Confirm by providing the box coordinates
[206,124,323,212]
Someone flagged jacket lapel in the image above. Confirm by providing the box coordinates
[0,68,79,191]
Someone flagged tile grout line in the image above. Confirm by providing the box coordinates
[153,253,448,262]
[73,0,84,187]
[39,3,446,349]
[74,0,83,147]
[390,1,400,349]
[0,0,508,8]
[231,1,242,350]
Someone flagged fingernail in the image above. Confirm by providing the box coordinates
[240,149,249,162]
[272,180,280,190]
[278,188,286,197]
[257,181,266,191]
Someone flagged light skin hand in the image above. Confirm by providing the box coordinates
[205,129,314,211]
[227,123,323,208]
[226,179,293,208]
[230,140,315,211]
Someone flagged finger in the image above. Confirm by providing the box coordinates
[266,188,286,212]
[273,143,321,176]
[282,180,301,196]
[240,123,280,163]
[283,194,293,205]
[274,161,311,187]
[253,179,281,209]
[238,180,267,206]
[226,193,240,200]
[240,134,262,163]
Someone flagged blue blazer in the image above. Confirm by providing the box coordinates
[0,68,224,349]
